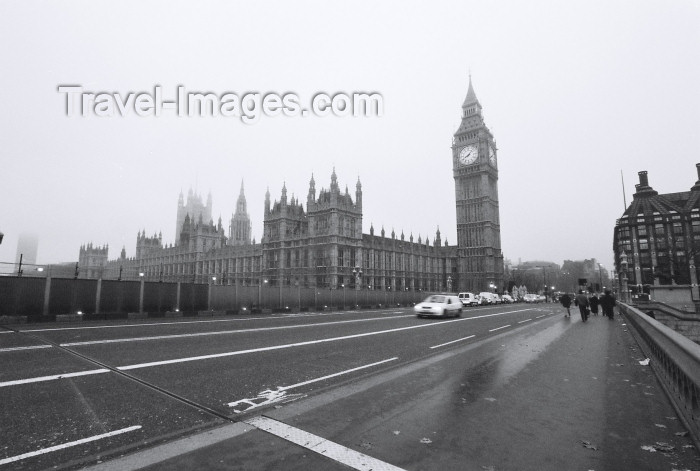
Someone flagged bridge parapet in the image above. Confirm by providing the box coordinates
[620,302,700,449]
[635,300,700,342]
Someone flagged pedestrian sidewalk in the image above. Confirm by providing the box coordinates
[90,309,700,471]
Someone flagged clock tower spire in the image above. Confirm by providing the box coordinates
[452,75,504,293]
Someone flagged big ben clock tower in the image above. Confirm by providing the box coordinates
[452,76,504,292]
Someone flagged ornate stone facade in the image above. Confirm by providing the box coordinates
[614,166,700,297]
[452,76,504,292]
[85,79,503,292]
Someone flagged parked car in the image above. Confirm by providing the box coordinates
[415,295,463,318]
[502,294,514,304]
[478,292,496,305]
[492,294,502,304]
[458,292,479,307]
[523,293,539,303]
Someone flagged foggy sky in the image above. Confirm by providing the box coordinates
[1,0,699,275]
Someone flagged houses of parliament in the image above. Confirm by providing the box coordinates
[80,78,504,293]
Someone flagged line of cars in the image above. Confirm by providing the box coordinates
[458,292,514,306]
[414,291,516,318]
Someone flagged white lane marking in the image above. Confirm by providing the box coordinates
[117,310,535,371]
[17,310,391,333]
[489,325,511,332]
[518,318,533,324]
[227,357,398,412]
[0,425,141,465]
[60,315,410,347]
[282,357,398,391]
[430,335,476,349]
[535,315,545,319]
[5,307,540,386]
[64,308,536,347]
[245,416,405,471]
[61,315,407,347]
[0,345,52,352]
[0,369,110,388]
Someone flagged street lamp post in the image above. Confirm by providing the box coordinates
[258,278,268,311]
[535,266,551,302]
[620,251,629,303]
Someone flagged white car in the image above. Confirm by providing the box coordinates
[458,292,479,306]
[502,294,514,304]
[478,292,496,305]
[415,295,463,318]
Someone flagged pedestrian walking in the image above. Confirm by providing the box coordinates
[576,290,590,322]
[589,293,600,316]
[560,292,572,317]
[600,289,617,320]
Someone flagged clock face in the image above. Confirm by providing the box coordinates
[458,145,478,165]
[489,145,497,166]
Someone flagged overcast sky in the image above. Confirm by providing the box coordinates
[1,1,699,275]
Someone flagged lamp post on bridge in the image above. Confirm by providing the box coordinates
[536,265,551,302]
[620,251,629,303]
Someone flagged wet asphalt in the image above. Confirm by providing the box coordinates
[87,307,700,471]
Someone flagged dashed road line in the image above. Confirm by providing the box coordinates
[518,318,533,324]
[0,345,52,352]
[430,335,476,349]
[4,307,540,387]
[0,425,141,465]
[489,325,511,332]
[16,310,386,333]
[60,315,410,347]
[0,368,110,388]
[245,416,405,471]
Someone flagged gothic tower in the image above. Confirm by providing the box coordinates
[452,76,504,292]
[175,188,212,245]
[229,180,252,245]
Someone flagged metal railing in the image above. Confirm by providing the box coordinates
[619,302,700,446]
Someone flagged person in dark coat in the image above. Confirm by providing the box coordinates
[599,289,617,320]
[589,293,600,316]
[560,292,572,317]
[575,290,590,322]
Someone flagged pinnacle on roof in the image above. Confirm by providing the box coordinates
[462,74,480,108]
